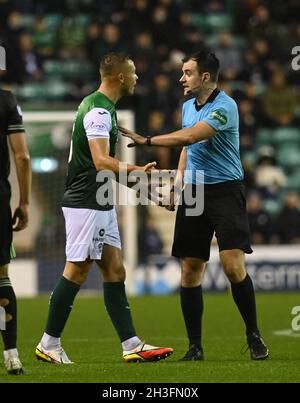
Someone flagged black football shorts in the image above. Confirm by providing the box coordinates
[172,180,253,261]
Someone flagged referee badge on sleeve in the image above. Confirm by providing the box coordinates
[210,110,227,125]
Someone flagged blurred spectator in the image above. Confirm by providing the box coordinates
[32,16,57,58]
[237,95,258,152]
[151,3,179,53]
[148,110,170,169]
[19,33,43,81]
[247,192,273,244]
[88,23,124,67]
[214,31,244,80]
[146,73,179,124]
[58,16,87,59]
[252,38,277,81]
[254,147,287,198]
[276,192,300,244]
[261,70,298,126]
[178,12,204,54]
[86,20,102,74]
[247,5,278,44]
[128,0,153,34]
[138,217,164,263]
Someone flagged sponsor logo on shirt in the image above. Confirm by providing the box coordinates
[88,121,106,131]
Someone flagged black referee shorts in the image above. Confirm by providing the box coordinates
[172,181,253,261]
[0,201,13,265]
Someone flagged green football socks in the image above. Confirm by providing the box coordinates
[103,282,136,342]
[45,276,80,337]
[0,277,17,350]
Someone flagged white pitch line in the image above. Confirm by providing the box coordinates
[273,329,300,337]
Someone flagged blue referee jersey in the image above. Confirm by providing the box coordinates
[183,89,244,184]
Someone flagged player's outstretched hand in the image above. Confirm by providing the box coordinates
[164,186,182,212]
[118,126,146,147]
[142,161,156,173]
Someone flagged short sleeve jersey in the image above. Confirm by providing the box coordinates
[0,89,25,202]
[62,91,118,210]
[183,89,244,184]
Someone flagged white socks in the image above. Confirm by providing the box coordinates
[41,332,61,350]
[3,348,19,359]
[122,336,142,351]
[41,333,142,352]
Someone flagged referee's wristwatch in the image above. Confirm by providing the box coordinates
[146,135,152,146]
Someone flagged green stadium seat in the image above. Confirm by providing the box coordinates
[190,13,207,32]
[44,14,62,30]
[32,31,56,50]
[242,151,256,167]
[21,14,35,31]
[44,80,69,100]
[277,147,300,167]
[44,60,94,79]
[273,127,300,144]
[206,13,233,32]
[74,14,91,27]
[285,169,300,190]
[263,198,282,215]
[15,83,47,101]
[206,34,247,49]
[15,80,69,101]
[255,128,273,146]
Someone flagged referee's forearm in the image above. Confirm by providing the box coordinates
[151,129,193,147]
[150,121,215,147]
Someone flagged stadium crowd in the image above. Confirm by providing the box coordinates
[1,0,300,247]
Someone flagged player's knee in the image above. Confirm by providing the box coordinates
[181,266,204,287]
[102,264,126,282]
[112,265,126,282]
[0,265,9,278]
[66,268,89,285]
[223,263,245,282]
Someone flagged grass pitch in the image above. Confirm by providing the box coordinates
[1,292,300,383]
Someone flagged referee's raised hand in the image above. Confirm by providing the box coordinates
[118,126,146,147]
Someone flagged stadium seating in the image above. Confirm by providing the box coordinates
[43,60,94,79]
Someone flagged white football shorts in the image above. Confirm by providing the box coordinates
[62,207,121,261]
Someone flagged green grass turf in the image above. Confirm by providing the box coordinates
[1,292,300,383]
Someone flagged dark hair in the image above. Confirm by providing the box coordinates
[182,49,220,82]
[100,52,131,77]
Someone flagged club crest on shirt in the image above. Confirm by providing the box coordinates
[210,110,227,125]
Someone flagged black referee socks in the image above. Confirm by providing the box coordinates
[180,285,203,348]
[230,274,259,335]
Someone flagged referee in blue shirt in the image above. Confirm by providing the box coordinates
[119,50,269,361]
